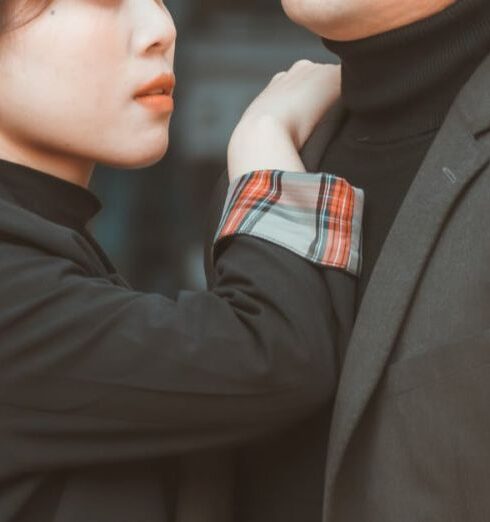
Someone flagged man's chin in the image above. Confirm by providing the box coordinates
[280,0,459,42]
[280,0,360,41]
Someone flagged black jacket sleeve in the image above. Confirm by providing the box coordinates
[0,210,338,477]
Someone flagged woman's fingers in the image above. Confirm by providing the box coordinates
[263,61,341,147]
[270,71,287,83]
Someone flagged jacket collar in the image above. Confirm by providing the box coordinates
[0,195,128,288]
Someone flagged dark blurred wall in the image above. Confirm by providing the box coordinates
[89,1,336,297]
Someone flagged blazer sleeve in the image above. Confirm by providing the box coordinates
[0,170,361,477]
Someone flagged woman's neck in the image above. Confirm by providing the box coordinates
[0,132,94,188]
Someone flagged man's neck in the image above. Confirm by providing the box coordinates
[322,0,490,143]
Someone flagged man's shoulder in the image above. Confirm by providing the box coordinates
[300,100,346,171]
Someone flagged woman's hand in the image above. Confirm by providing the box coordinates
[227,61,341,182]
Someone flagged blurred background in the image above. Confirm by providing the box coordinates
[90,0,337,297]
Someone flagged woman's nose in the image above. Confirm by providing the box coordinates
[134,1,177,56]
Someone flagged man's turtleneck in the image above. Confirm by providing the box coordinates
[319,0,490,310]
[0,158,115,273]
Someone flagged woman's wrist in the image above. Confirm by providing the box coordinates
[227,115,305,182]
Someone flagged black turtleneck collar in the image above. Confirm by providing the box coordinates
[322,0,490,142]
[0,158,101,232]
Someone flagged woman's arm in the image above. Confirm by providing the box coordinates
[0,228,338,476]
[0,62,359,476]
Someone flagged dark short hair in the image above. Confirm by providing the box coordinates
[1,0,54,35]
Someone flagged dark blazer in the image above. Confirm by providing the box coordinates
[325,48,490,522]
[204,49,490,522]
[0,165,340,519]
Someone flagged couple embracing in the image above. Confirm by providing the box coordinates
[1,0,490,521]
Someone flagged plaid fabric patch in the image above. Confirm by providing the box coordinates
[214,170,364,276]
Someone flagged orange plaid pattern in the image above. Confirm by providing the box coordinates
[214,170,364,276]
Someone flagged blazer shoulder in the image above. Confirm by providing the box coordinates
[0,196,107,276]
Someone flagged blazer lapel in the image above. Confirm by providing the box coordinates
[323,66,490,509]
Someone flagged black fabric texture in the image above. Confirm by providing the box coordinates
[0,159,101,230]
[0,158,116,274]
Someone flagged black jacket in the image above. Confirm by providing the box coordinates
[0,162,339,521]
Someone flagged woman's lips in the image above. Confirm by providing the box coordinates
[134,72,175,113]
[134,94,174,113]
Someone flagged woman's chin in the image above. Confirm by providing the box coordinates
[102,139,170,170]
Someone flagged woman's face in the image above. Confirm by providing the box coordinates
[0,0,177,185]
